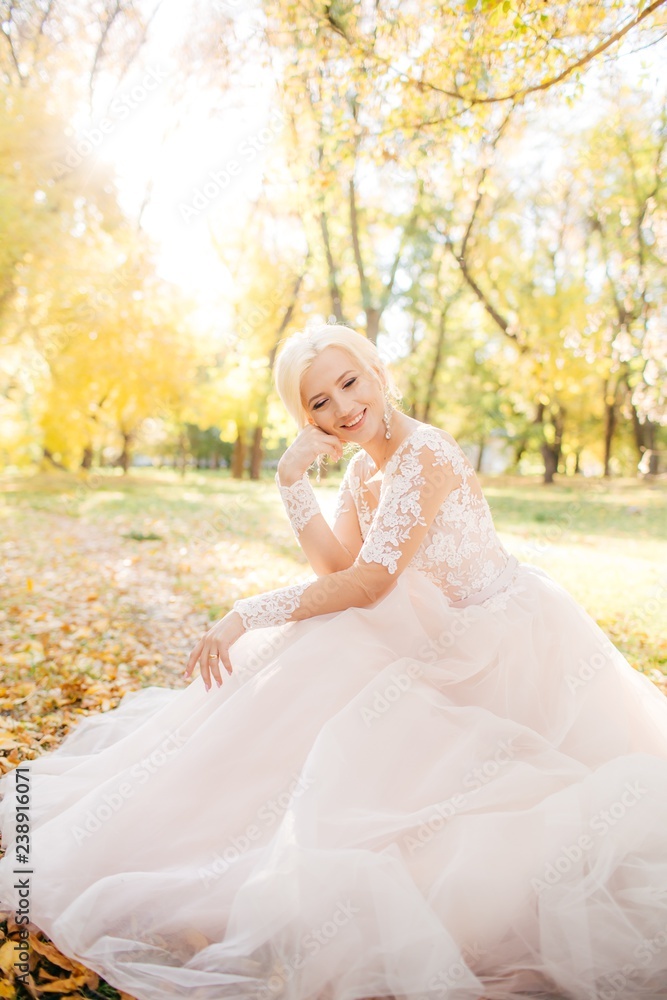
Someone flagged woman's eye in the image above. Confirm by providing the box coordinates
[313,378,356,411]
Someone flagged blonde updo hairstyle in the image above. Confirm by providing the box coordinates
[273,324,403,444]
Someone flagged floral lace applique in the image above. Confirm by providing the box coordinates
[275,470,321,539]
[233,578,315,631]
[235,423,516,630]
[349,424,511,605]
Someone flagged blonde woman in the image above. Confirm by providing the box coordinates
[1,322,667,1000]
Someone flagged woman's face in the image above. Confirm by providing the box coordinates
[300,346,385,444]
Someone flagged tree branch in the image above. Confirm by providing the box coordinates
[351,0,667,109]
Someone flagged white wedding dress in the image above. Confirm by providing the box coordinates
[1,421,667,1000]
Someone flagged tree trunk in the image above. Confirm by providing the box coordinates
[603,380,617,477]
[320,211,345,323]
[545,404,565,482]
[535,401,564,485]
[423,304,449,424]
[178,431,188,477]
[232,424,246,479]
[476,438,485,473]
[512,435,528,470]
[81,445,93,470]
[630,401,659,473]
[365,307,380,345]
[541,444,558,485]
[119,432,132,474]
[249,425,263,480]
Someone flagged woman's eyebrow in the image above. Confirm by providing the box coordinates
[307,370,356,407]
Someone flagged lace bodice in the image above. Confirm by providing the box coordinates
[233,423,514,630]
[335,424,511,600]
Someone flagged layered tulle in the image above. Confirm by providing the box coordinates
[1,561,667,1000]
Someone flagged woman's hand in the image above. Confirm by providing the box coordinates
[184,610,246,691]
[277,423,344,485]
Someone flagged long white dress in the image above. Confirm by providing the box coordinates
[1,421,667,1000]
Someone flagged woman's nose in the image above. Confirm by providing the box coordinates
[332,393,347,417]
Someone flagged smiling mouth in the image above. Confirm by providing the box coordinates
[341,407,367,430]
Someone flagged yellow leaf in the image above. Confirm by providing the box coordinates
[0,938,17,975]
[26,578,33,592]
[29,936,81,973]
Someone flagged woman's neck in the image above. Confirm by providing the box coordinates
[364,413,421,472]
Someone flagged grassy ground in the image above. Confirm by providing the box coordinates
[0,466,665,998]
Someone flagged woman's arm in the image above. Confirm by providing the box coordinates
[187,429,460,684]
[234,433,458,631]
[275,458,363,576]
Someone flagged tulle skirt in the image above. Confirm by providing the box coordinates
[1,559,667,1000]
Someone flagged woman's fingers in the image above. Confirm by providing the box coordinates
[184,638,204,678]
[220,649,233,676]
[197,646,228,691]
[207,651,223,688]
[186,619,238,692]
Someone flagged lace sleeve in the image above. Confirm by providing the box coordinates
[233,577,317,630]
[355,428,460,585]
[275,470,321,539]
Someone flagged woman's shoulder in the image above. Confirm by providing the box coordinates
[397,420,461,455]
[391,421,476,479]
[340,421,469,490]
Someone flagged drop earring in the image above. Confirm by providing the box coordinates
[382,398,392,440]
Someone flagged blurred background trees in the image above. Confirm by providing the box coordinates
[0,0,665,481]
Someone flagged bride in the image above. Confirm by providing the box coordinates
[1,322,667,1000]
